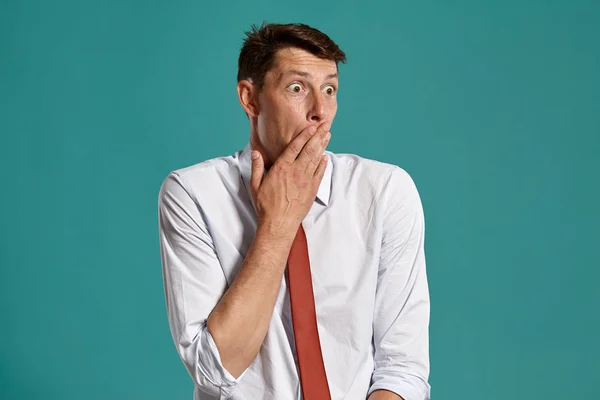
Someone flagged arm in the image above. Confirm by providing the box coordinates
[368,166,431,400]
[159,173,296,395]
[207,121,330,377]
[206,217,296,377]
[158,121,331,396]
[159,172,244,397]
[369,389,404,400]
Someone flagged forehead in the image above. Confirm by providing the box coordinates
[268,47,338,81]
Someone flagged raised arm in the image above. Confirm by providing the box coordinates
[158,121,331,396]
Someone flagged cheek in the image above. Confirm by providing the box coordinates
[285,94,305,113]
[268,94,299,120]
[258,107,290,143]
[325,98,338,118]
[276,98,305,127]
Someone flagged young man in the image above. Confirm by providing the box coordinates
[158,23,431,400]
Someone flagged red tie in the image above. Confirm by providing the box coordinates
[287,224,331,400]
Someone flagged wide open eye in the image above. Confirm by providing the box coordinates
[323,85,337,96]
[287,83,303,93]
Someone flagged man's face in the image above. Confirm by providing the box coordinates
[253,47,339,166]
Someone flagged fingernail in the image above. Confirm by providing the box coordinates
[251,151,259,160]
[309,126,317,135]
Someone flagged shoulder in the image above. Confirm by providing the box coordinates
[158,151,242,204]
[328,150,419,198]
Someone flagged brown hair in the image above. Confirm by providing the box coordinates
[237,22,347,90]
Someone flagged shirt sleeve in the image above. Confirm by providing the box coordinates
[158,171,248,399]
[368,166,432,400]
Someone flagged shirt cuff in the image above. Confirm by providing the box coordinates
[368,367,431,400]
[196,321,250,399]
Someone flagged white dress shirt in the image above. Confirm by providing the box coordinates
[158,142,431,400]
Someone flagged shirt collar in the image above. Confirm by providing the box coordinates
[239,142,333,207]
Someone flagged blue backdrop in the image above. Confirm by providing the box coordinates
[1,0,599,399]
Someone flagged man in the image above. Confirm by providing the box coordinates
[158,22,431,400]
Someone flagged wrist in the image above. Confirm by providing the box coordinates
[257,218,299,242]
[254,220,297,255]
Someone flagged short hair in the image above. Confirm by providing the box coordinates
[237,22,347,90]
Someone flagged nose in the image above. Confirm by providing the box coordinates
[307,91,325,123]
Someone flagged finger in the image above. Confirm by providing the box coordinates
[249,150,264,204]
[278,123,322,166]
[297,121,331,173]
[313,154,328,183]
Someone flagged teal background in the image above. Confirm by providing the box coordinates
[1,0,599,399]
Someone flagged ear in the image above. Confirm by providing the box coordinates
[237,79,259,117]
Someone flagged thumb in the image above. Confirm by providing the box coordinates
[249,150,264,202]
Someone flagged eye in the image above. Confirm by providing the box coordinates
[323,85,337,96]
[287,83,303,93]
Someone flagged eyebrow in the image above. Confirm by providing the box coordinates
[278,69,338,83]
